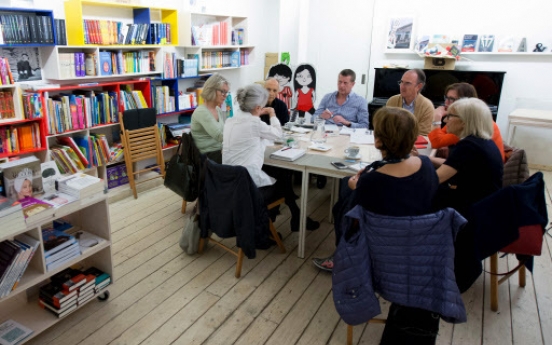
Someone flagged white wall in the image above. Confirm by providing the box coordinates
[368,0,552,166]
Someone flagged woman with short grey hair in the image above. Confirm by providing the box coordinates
[191,73,230,163]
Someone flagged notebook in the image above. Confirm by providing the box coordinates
[269,148,306,162]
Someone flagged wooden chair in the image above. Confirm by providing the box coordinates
[347,318,386,345]
[489,253,526,312]
[120,108,165,199]
[198,197,286,278]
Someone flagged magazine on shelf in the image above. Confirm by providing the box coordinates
[0,156,43,201]
[20,197,55,224]
[0,319,33,345]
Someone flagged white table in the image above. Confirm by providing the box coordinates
[264,134,382,258]
[507,108,552,145]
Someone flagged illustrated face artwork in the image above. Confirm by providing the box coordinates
[274,73,290,87]
[295,69,312,86]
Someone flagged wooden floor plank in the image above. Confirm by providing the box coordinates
[451,274,485,344]
[483,256,513,345]
[295,290,341,345]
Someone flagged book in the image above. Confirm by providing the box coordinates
[20,197,55,224]
[39,294,77,310]
[40,161,61,194]
[11,234,40,291]
[39,281,77,307]
[55,173,103,198]
[0,196,20,218]
[83,266,110,285]
[0,156,43,201]
[63,229,106,253]
[269,148,306,162]
[461,34,478,52]
[38,297,76,314]
[41,228,76,257]
[478,35,495,52]
[99,51,112,76]
[0,319,33,345]
[50,268,86,292]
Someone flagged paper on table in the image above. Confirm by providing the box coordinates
[339,127,355,135]
[350,132,375,144]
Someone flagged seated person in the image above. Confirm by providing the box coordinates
[313,69,369,128]
[314,106,440,344]
[386,69,434,135]
[428,97,503,292]
[223,84,319,232]
[261,78,289,125]
[428,82,505,162]
[191,73,230,163]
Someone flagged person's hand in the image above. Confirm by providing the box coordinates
[434,106,446,122]
[411,146,419,156]
[320,109,333,120]
[332,115,350,126]
[348,174,359,190]
[261,107,276,117]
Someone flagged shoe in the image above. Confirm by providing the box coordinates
[317,175,327,189]
[291,217,319,232]
[306,217,320,231]
[313,256,334,272]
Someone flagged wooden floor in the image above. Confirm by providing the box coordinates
[28,171,552,345]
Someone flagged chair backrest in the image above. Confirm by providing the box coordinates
[121,108,157,130]
[199,159,271,259]
[503,144,529,187]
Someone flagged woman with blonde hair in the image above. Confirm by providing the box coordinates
[191,73,230,163]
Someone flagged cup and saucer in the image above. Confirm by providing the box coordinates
[344,146,361,160]
[345,153,361,160]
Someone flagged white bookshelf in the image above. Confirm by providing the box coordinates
[0,193,113,344]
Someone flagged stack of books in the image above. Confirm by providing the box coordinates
[0,234,40,298]
[38,266,110,318]
[55,173,104,198]
[0,196,25,234]
[20,197,55,225]
[42,228,80,272]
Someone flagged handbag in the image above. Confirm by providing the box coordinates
[164,134,199,201]
[501,224,544,256]
[179,205,200,255]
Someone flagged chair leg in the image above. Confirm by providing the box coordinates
[490,253,499,311]
[519,262,526,287]
[198,238,207,254]
[347,325,353,345]
[181,200,187,214]
[235,248,244,278]
[269,220,286,253]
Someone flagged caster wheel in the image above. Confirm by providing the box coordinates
[97,290,110,301]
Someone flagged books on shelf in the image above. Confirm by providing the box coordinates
[0,195,20,218]
[20,197,55,224]
[21,93,44,119]
[0,12,54,45]
[0,233,39,298]
[478,35,495,52]
[0,58,15,86]
[269,148,306,162]
[54,18,67,45]
[0,201,25,238]
[0,122,42,156]
[0,319,33,345]
[82,20,171,45]
[55,173,103,198]
[461,34,478,52]
[0,91,15,120]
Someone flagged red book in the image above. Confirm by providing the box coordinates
[415,135,428,149]
[57,136,89,167]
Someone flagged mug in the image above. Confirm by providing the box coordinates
[344,146,360,157]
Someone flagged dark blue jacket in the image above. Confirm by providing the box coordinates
[333,206,467,325]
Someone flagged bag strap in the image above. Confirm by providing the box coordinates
[483,255,528,276]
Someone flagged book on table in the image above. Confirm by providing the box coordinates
[0,319,33,345]
[269,148,306,162]
[0,156,43,200]
[20,197,55,224]
[55,173,104,198]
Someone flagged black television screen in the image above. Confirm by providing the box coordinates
[372,68,506,109]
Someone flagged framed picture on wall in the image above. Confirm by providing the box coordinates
[386,16,415,52]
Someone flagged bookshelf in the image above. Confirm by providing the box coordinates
[0,85,47,159]
[0,192,113,343]
[63,0,179,46]
[19,79,152,190]
[0,7,57,47]
[179,12,254,72]
[40,46,164,81]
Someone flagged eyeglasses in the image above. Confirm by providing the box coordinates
[444,113,461,120]
[397,80,418,87]
[218,89,229,96]
[444,95,459,103]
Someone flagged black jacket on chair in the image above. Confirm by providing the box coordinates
[199,159,271,259]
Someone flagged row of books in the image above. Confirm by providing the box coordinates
[121,89,148,111]
[99,50,156,76]
[22,93,44,119]
[58,53,88,79]
[0,234,40,298]
[201,51,242,69]
[178,92,198,111]
[82,20,172,46]
[0,57,14,85]
[0,13,54,44]
[39,266,111,318]
[0,91,15,120]
[153,85,175,114]
[191,22,231,46]
[54,18,67,46]
[0,123,41,154]
[51,135,115,174]
[179,56,199,78]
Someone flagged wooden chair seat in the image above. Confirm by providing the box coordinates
[198,197,286,278]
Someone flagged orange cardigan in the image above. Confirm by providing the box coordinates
[428,122,506,162]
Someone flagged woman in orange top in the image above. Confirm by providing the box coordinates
[428,83,505,162]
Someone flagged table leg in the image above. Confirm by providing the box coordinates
[329,177,339,224]
[298,169,309,258]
